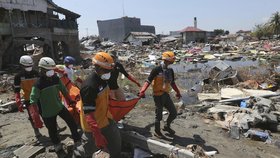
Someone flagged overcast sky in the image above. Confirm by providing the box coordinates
[54,0,280,38]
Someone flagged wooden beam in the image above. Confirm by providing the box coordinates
[121,131,194,158]
[13,144,45,158]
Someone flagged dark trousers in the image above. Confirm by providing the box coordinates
[101,119,121,158]
[42,107,80,144]
[153,92,177,131]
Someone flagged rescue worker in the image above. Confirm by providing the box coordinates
[56,56,82,84]
[14,55,42,137]
[29,57,81,152]
[79,52,121,157]
[108,51,140,101]
[138,51,181,138]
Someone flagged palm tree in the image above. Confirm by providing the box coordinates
[270,11,280,37]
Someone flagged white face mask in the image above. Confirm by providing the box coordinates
[25,67,32,72]
[46,70,55,77]
[101,72,111,80]
[68,64,74,68]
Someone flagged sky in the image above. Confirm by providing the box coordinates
[54,0,280,38]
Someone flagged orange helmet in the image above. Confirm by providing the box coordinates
[92,52,114,70]
[162,51,175,62]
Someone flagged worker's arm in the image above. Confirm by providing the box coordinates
[14,74,23,112]
[58,79,76,106]
[170,69,181,99]
[117,62,141,87]
[138,67,159,98]
[80,85,107,149]
[29,86,43,128]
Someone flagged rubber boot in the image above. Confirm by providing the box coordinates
[163,124,175,135]
[154,122,164,138]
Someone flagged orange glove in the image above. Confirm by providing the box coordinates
[171,83,182,99]
[138,81,150,98]
[28,105,43,128]
[85,112,108,149]
[15,93,23,112]
[128,75,141,87]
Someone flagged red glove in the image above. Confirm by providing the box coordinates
[85,112,108,149]
[15,93,23,112]
[171,83,182,99]
[128,75,141,87]
[138,82,150,98]
[28,105,43,128]
[65,94,76,107]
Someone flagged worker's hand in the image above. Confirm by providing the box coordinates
[94,131,108,149]
[18,104,24,112]
[176,93,182,99]
[28,105,43,128]
[137,92,145,98]
[68,100,77,107]
[15,93,23,112]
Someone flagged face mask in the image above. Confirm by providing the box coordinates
[46,70,55,77]
[25,67,32,72]
[68,64,74,68]
[101,72,111,80]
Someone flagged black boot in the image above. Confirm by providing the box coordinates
[154,122,164,138]
[163,125,175,135]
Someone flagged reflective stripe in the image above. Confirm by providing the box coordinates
[92,58,112,69]
[14,85,21,88]
[83,106,96,111]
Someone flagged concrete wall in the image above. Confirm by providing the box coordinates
[97,18,125,42]
[97,17,155,42]
[183,32,207,44]
[0,23,11,35]
[0,0,48,13]
[140,25,155,34]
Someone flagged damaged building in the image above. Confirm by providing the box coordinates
[181,17,207,44]
[97,17,155,42]
[0,0,80,70]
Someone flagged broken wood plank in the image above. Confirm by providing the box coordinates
[13,144,45,158]
[0,101,18,113]
[121,131,194,158]
[219,92,280,103]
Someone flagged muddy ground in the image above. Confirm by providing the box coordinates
[1,64,280,158]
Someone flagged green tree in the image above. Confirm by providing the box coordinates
[213,29,224,36]
[270,11,280,37]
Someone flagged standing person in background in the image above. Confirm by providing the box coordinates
[29,57,81,152]
[108,51,141,101]
[14,55,42,138]
[138,51,181,138]
[78,52,121,158]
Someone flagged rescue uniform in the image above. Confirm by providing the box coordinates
[147,65,177,131]
[79,72,121,158]
[29,75,80,145]
[108,62,129,100]
[14,70,40,134]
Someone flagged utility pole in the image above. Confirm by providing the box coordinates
[122,0,125,17]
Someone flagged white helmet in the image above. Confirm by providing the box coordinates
[38,57,56,70]
[19,55,33,66]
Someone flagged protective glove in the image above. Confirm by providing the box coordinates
[138,81,150,98]
[171,83,182,99]
[85,112,108,149]
[65,94,76,107]
[127,75,141,87]
[15,93,24,112]
[28,105,43,128]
